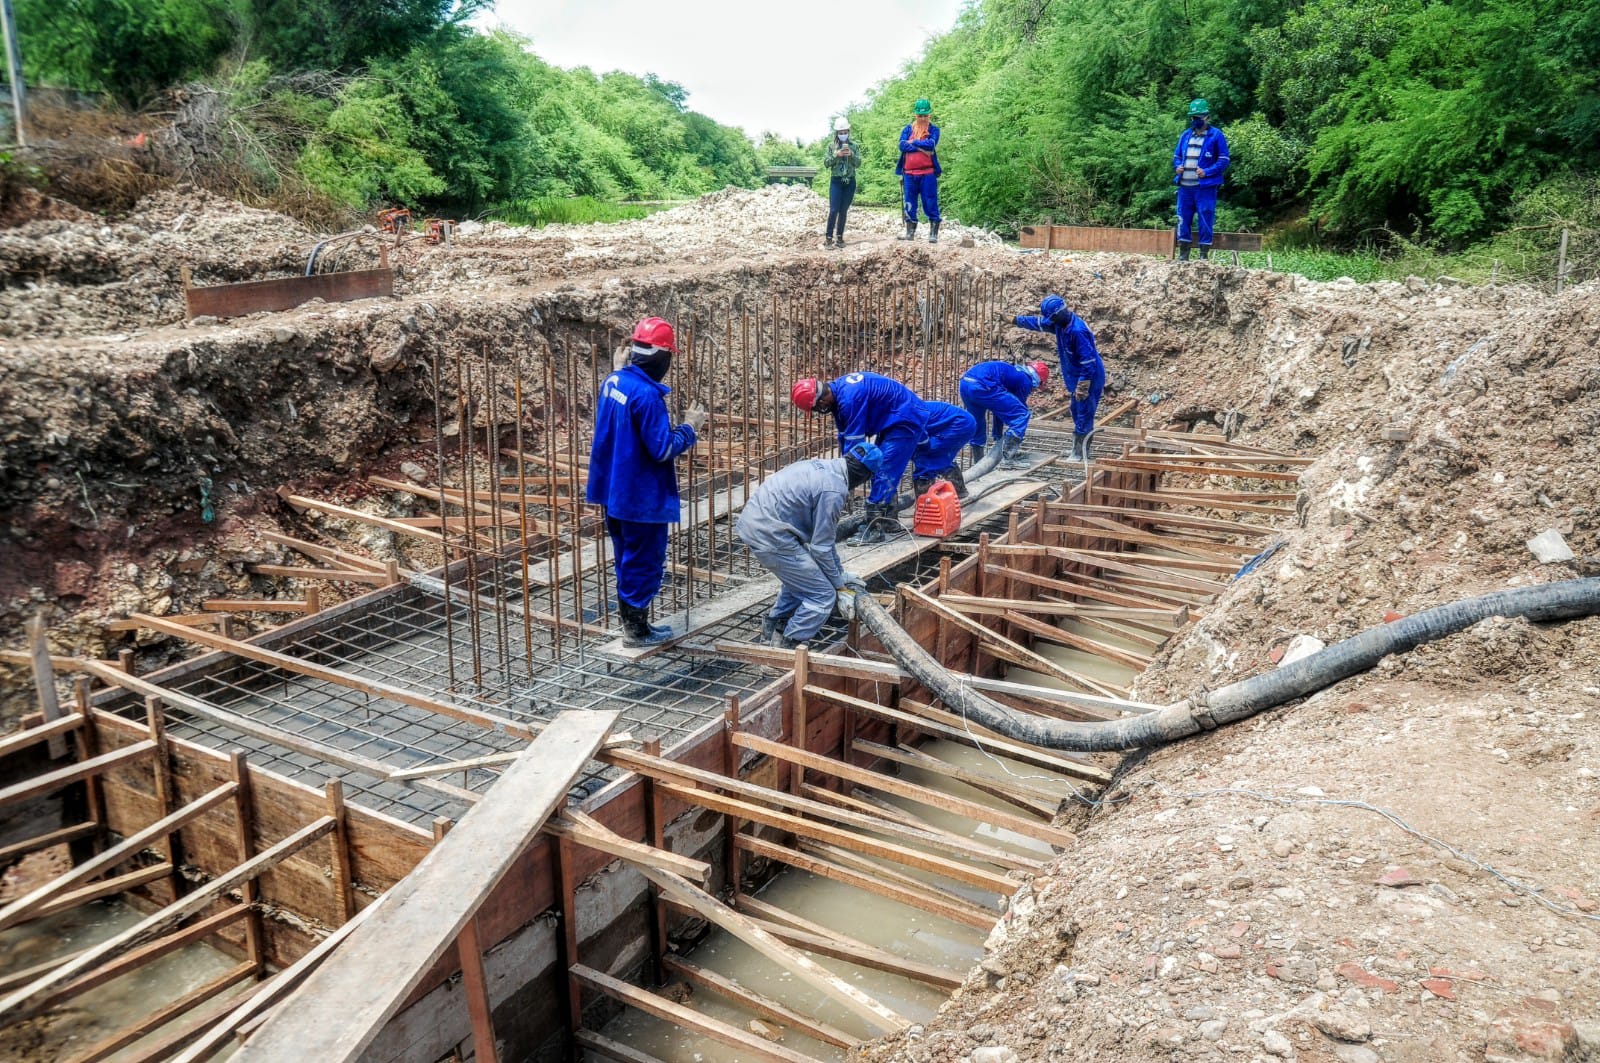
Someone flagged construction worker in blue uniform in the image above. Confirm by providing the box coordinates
[1009,295,1105,461]
[735,443,881,649]
[586,317,706,647]
[1172,98,1230,260]
[896,98,941,244]
[791,372,972,544]
[959,359,1051,468]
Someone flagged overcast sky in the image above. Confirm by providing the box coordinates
[484,0,967,142]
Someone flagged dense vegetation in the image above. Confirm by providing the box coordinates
[16,0,761,214]
[833,0,1600,266]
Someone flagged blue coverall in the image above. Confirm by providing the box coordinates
[959,361,1039,446]
[912,401,977,480]
[1013,312,1105,435]
[896,123,942,225]
[827,372,929,506]
[1172,125,1230,248]
[734,458,853,642]
[585,365,697,609]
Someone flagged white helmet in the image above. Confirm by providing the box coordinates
[834,116,850,132]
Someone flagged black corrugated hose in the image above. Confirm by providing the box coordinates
[857,578,1600,751]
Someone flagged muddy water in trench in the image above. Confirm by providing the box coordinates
[0,899,246,1061]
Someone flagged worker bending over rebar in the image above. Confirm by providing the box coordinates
[1008,294,1105,461]
[734,443,881,649]
[586,317,707,648]
[791,372,973,544]
[959,359,1050,468]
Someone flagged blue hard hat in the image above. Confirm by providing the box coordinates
[845,441,884,473]
[1040,294,1066,318]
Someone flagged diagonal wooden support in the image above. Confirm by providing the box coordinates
[234,710,618,1063]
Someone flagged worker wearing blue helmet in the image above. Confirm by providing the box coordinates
[1009,295,1105,461]
[735,442,881,648]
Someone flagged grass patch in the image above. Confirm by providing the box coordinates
[494,196,677,227]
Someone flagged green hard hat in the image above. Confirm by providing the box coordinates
[913,98,932,115]
[1187,98,1210,116]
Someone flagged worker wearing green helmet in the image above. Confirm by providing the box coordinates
[896,98,942,244]
[1171,98,1230,260]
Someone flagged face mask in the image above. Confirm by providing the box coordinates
[837,131,848,141]
[630,347,672,382]
[1191,116,1207,130]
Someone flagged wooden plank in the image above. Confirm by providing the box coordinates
[734,732,1073,847]
[800,783,1046,869]
[40,906,251,1009]
[1,818,332,1017]
[803,686,1112,784]
[245,564,392,586]
[259,531,390,573]
[1109,452,1311,467]
[233,710,617,1063]
[1016,225,1171,255]
[1099,457,1303,482]
[851,740,1062,819]
[25,614,67,757]
[1044,548,1225,594]
[61,960,256,1063]
[184,268,393,320]
[1045,502,1275,538]
[1090,485,1293,514]
[797,838,1000,925]
[901,585,1127,699]
[572,964,823,1063]
[276,488,445,544]
[1047,546,1241,575]
[26,864,173,922]
[1049,513,1259,558]
[739,834,996,930]
[201,599,315,614]
[730,897,964,990]
[0,822,98,865]
[545,810,711,885]
[999,610,1153,670]
[0,741,154,807]
[576,1030,673,1063]
[655,779,1015,895]
[0,714,83,759]
[936,593,1184,623]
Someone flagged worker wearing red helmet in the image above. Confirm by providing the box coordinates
[958,359,1049,469]
[586,317,707,647]
[792,372,973,544]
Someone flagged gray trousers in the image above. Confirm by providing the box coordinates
[749,541,837,641]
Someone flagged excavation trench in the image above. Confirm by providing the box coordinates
[1,260,1323,1062]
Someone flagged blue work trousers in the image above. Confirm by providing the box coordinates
[1065,364,1107,435]
[1176,185,1218,247]
[751,541,837,642]
[827,178,855,238]
[912,405,976,478]
[606,516,669,610]
[868,422,919,505]
[959,380,1029,446]
[902,174,941,224]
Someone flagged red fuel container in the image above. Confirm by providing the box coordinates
[913,480,962,537]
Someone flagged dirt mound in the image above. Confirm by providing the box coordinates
[459,184,1003,268]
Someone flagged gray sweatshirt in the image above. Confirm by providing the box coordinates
[734,458,851,588]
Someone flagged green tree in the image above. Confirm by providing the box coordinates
[18,0,232,104]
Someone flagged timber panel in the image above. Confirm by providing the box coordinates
[1016,225,1262,255]
[184,269,395,320]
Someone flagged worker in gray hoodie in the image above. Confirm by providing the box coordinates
[735,442,883,648]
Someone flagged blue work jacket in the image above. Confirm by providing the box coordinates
[828,372,929,450]
[1013,313,1104,381]
[1172,125,1230,188]
[896,123,942,176]
[585,365,697,524]
[961,360,1039,401]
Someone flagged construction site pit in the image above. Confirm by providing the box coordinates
[1,185,1597,1063]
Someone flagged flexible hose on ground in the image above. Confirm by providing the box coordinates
[856,578,1600,751]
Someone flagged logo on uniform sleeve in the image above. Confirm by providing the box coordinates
[602,375,628,405]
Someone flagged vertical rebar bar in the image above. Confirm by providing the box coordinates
[431,351,457,688]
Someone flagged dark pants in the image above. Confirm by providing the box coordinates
[606,516,669,609]
[827,178,855,238]
[1176,185,1218,247]
[902,173,940,224]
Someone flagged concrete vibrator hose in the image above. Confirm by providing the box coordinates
[856,578,1600,752]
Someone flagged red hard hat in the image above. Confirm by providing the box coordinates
[631,316,678,352]
[791,377,820,411]
[1028,361,1050,386]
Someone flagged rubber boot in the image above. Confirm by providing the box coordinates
[1198,245,1210,260]
[774,634,809,651]
[929,221,941,244]
[941,464,968,499]
[760,612,790,646]
[999,431,1025,468]
[912,475,934,498]
[847,502,890,545]
[1177,241,1192,262]
[969,443,985,464]
[899,220,917,241]
[619,603,671,648]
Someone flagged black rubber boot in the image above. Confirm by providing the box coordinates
[969,443,985,463]
[941,464,968,499]
[929,221,941,244]
[760,612,792,646]
[1198,245,1210,260]
[619,603,671,648]
[912,475,934,497]
[847,503,891,545]
[774,635,810,650]
[999,432,1025,468]
[1069,433,1088,462]
[899,221,917,241]
[1177,242,1192,261]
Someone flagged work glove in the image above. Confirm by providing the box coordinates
[836,586,858,620]
[1074,380,1091,401]
[684,405,708,435]
[842,571,868,592]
